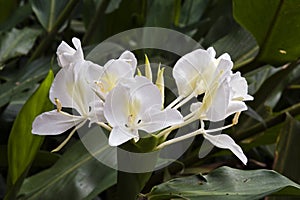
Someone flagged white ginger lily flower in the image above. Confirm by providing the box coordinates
[32,61,105,136]
[173,47,230,97]
[94,51,137,99]
[104,76,183,146]
[190,60,253,122]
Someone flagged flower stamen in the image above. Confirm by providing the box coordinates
[55,98,62,112]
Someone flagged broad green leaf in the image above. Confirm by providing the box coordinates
[5,70,53,200]
[18,139,117,200]
[273,114,300,188]
[245,65,280,95]
[0,145,59,168]
[83,0,144,45]
[212,26,258,69]
[0,58,55,107]
[233,0,300,65]
[146,166,300,200]
[179,0,209,27]
[7,70,53,185]
[31,0,69,32]
[0,4,32,31]
[145,0,177,27]
[0,28,41,64]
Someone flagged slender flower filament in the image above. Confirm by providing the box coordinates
[51,120,87,152]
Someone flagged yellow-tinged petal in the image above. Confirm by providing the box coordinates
[155,64,165,108]
[144,54,152,81]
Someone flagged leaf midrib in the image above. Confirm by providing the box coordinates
[258,0,285,58]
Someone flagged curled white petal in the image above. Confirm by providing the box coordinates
[56,37,84,68]
[203,133,247,165]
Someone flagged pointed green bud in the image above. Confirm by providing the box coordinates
[137,68,142,76]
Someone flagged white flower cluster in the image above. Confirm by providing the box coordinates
[32,38,252,165]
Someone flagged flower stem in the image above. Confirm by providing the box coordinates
[51,120,86,153]
[166,95,184,109]
[156,115,238,150]
[96,122,112,131]
[156,114,198,138]
[156,128,205,150]
[173,92,195,110]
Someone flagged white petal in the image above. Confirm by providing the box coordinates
[56,37,84,68]
[207,47,216,58]
[32,110,84,135]
[203,133,247,165]
[230,72,253,101]
[119,50,137,71]
[203,78,230,121]
[89,99,105,124]
[173,49,213,97]
[226,101,247,117]
[126,76,161,114]
[100,59,135,93]
[190,102,202,113]
[104,84,130,127]
[108,126,138,146]
[140,108,183,133]
[49,67,75,108]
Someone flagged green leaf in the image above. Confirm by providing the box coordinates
[212,26,258,69]
[0,28,41,64]
[179,0,209,27]
[0,58,55,108]
[273,114,300,189]
[146,166,300,200]
[0,4,32,31]
[31,0,69,32]
[18,139,117,200]
[233,0,300,65]
[7,70,53,185]
[145,0,177,27]
[5,70,53,199]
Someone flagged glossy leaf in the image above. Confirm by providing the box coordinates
[147,166,300,200]
[0,58,55,107]
[212,26,258,69]
[145,0,176,27]
[7,70,54,186]
[18,140,117,200]
[31,0,69,32]
[273,114,300,188]
[0,28,41,64]
[0,4,32,31]
[233,0,300,65]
